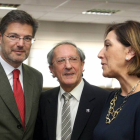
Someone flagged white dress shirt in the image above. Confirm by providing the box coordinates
[56,79,84,140]
[0,56,24,91]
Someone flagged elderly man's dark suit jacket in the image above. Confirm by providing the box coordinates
[34,79,109,140]
[0,63,43,140]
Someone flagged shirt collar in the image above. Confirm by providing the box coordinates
[60,79,84,102]
[0,55,22,76]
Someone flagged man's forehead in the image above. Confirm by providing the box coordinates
[53,45,78,58]
[54,44,77,53]
[55,44,76,49]
[5,22,33,36]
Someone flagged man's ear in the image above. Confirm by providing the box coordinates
[125,46,135,61]
[49,65,56,77]
[0,33,2,44]
[81,61,85,71]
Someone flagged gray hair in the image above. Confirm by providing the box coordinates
[47,41,86,65]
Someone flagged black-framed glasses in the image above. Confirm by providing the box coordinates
[4,33,35,44]
[52,56,80,65]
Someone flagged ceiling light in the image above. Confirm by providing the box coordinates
[0,3,20,10]
[82,9,120,16]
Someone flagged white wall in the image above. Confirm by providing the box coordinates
[26,21,120,88]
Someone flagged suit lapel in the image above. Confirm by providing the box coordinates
[71,80,96,140]
[22,64,34,126]
[46,87,60,140]
[0,63,21,123]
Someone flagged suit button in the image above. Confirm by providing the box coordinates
[17,124,22,129]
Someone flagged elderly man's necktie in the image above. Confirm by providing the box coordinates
[13,69,25,130]
[61,92,72,140]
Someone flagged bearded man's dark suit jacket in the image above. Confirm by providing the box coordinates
[34,79,109,140]
[0,63,43,140]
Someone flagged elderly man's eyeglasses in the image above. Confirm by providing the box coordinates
[4,34,35,44]
[52,56,80,65]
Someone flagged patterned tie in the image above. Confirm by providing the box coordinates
[13,69,25,130]
[61,92,72,140]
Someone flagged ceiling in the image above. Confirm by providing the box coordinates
[0,0,140,24]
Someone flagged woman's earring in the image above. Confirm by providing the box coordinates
[125,57,129,60]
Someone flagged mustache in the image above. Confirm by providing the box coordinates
[63,70,75,75]
[12,48,25,51]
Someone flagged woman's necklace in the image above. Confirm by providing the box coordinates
[105,80,140,124]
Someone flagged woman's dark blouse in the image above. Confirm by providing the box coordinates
[93,90,140,140]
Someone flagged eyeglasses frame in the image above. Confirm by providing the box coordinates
[4,34,35,44]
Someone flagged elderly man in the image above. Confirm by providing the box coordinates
[34,41,109,140]
[0,10,43,140]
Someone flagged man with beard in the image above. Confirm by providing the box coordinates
[0,10,43,140]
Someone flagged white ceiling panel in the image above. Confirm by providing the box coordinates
[115,10,140,17]
[23,11,46,19]
[0,10,11,18]
[94,3,137,10]
[0,0,23,4]
[130,5,140,11]
[77,0,140,4]
[19,4,54,12]
[23,0,67,6]
[53,7,86,14]
[0,0,140,24]
[39,12,77,21]
[62,1,102,8]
